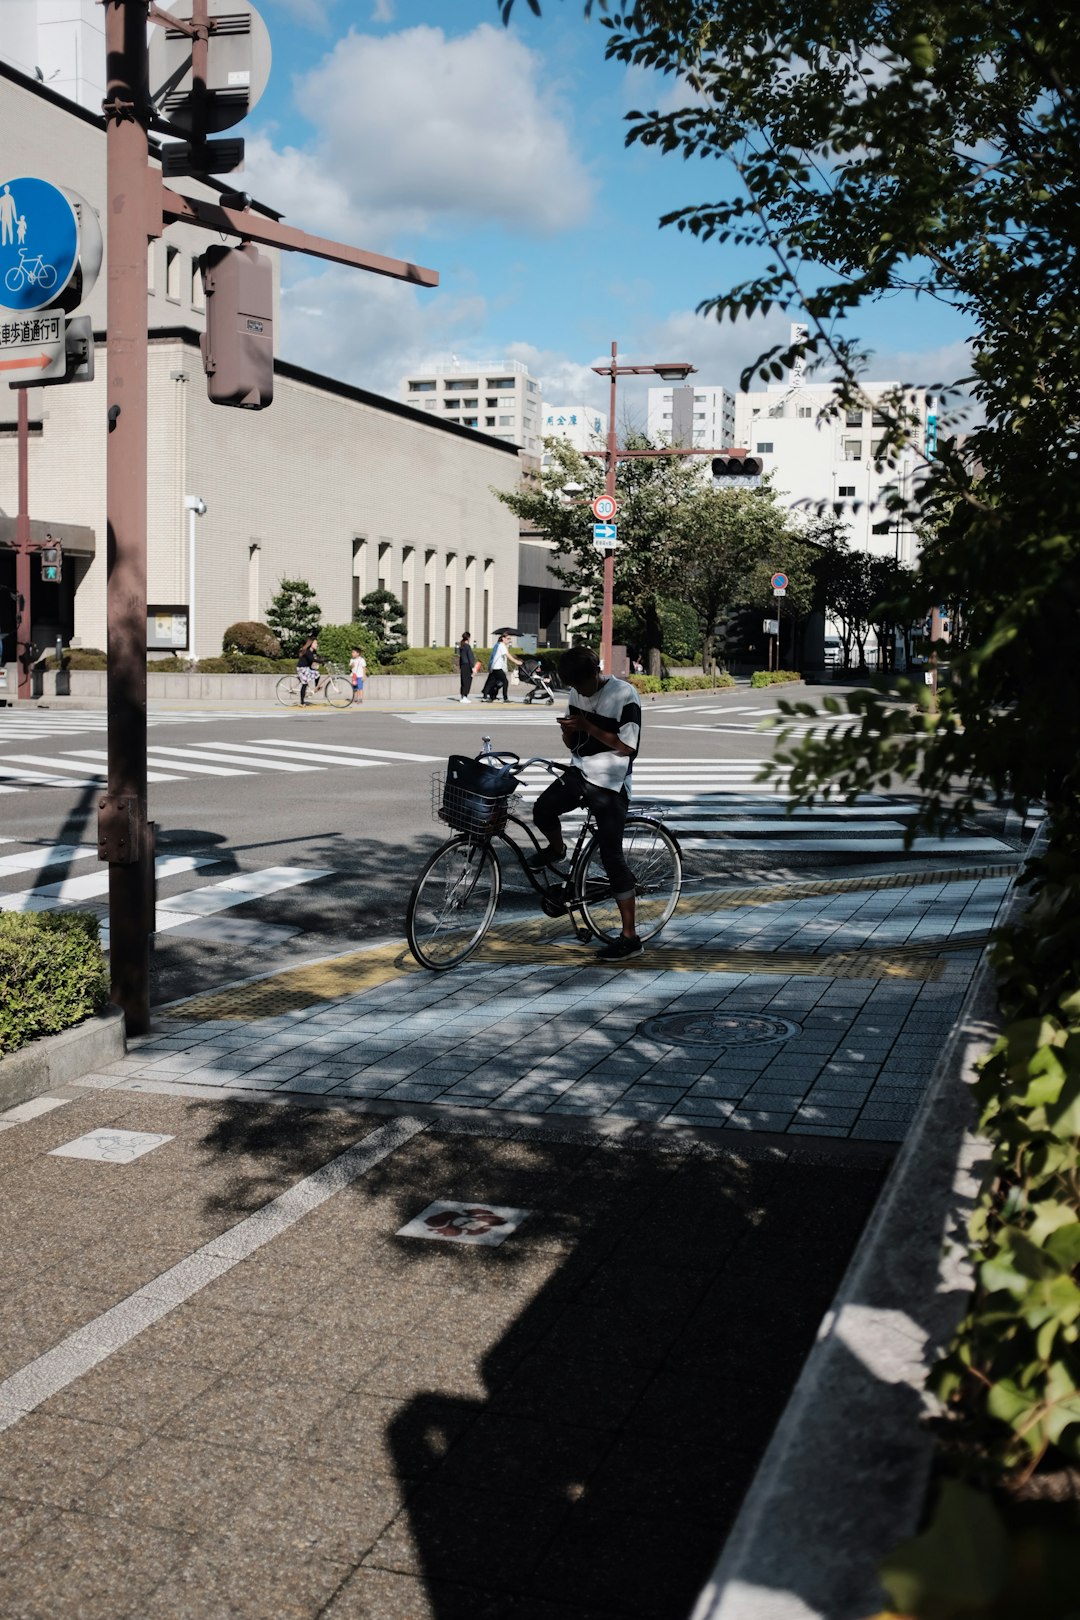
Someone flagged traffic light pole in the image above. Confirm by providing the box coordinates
[101,0,154,1035]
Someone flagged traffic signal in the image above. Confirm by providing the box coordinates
[40,544,62,583]
[711,455,764,481]
[200,243,274,410]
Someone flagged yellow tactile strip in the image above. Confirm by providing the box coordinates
[170,861,1012,1021]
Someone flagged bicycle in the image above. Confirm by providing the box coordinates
[4,251,57,293]
[406,737,682,970]
[275,659,353,708]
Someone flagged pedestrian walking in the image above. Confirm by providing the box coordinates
[349,645,367,705]
[458,632,478,702]
[482,633,521,703]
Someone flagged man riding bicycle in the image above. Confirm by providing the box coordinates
[528,645,643,961]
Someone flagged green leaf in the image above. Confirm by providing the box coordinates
[878,1479,1006,1611]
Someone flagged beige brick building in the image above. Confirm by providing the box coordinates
[0,59,522,659]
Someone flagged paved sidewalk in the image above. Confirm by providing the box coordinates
[0,860,1012,1617]
[92,867,1012,1144]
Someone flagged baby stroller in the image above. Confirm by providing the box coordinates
[519,656,558,705]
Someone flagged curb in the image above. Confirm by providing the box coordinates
[0,1008,126,1114]
[689,878,1020,1620]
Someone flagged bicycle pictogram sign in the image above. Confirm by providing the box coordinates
[0,176,80,314]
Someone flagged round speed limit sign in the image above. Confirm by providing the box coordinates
[592,495,618,521]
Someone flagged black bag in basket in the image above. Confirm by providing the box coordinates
[441,755,519,833]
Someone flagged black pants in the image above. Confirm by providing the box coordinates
[533,769,635,900]
[482,670,509,701]
[459,667,473,698]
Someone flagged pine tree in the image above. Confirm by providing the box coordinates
[355,589,407,665]
[266,579,321,659]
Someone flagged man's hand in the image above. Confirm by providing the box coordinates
[558,715,580,744]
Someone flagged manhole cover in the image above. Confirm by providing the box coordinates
[640,1011,800,1048]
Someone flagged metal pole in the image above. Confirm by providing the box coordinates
[15,390,32,700]
[600,340,618,672]
[188,504,196,660]
[102,0,152,1035]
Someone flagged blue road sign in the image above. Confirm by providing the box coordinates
[593,523,618,544]
[0,176,79,313]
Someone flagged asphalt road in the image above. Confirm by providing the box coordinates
[0,682,1021,1008]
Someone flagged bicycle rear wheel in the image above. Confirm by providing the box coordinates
[323,678,352,708]
[275,674,301,706]
[575,817,682,943]
[406,836,501,969]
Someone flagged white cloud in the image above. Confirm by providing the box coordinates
[371,0,394,19]
[246,25,592,244]
[274,262,488,398]
[264,0,336,30]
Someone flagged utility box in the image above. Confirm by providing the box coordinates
[200,243,274,409]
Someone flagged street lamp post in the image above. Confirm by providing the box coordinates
[589,342,696,673]
[184,496,207,661]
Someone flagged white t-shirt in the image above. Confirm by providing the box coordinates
[490,642,509,673]
[349,654,366,680]
[568,675,642,792]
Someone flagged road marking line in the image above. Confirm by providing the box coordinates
[0,1116,426,1435]
[143,749,256,777]
[54,751,184,783]
[247,739,440,763]
[156,865,332,917]
[0,855,219,913]
[156,744,310,773]
[0,843,97,875]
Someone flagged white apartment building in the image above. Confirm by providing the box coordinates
[540,404,607,455]
[0,58,522,659]
[2,0,105,114]
[399,360,543,458]
[646,383,736,450]
[733,379,933,564]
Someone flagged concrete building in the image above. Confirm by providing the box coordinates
[0,57,522,661]
[2,0,105,115]
[399,359,543,460]
[647,383,736,450]
[733,379,932,564]
[540,404,606,456]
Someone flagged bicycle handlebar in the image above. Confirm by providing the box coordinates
[478,736,570,777]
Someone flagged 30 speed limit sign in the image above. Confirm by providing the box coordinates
[592,495,618,521]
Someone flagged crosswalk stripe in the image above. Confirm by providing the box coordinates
[0,843,97,876]
[191,743,381,770]
[0,855,218,913]
[152,745,309,773]
[156,865,331,923]
[14,751,185,784]
[247,739,440,764]
[142,748,256,777]
[0,765,109,790]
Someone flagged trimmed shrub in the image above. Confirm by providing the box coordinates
[41,649,108,671]
[223,621,282,658]
[387,646,458,675]
[628,673,738,695]
[267,578,321,658]
[0,912,109,1057]
[194,654,281,674]
[750,669,803,688]
[628,675,664,694]
[316,622,381,673]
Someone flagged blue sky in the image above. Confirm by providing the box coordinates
[246,0,972,421]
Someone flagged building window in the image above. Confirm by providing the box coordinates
[485,416,496,426]
[165,246,182,301]
[872,410,890,428]
[872,439,887,458]
[409,380,436,392]
[443,399,459,409]
[843,439,862,460]
[838,484,856,497]
[767,404,784,419]
[462,417,478,427]
[463,398,478,408]
[444,378,479,391]
[797,406,812,418]
[498,415,513,426]
[486,397,497,407]
[190,261,205,310]
[424,401,435,411]
[756,441,774,454]
[487,376,516,389]
[693,412,706,420]
[846,409,863,427]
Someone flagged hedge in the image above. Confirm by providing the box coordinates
[750,669,803,688]
[0,912,109,1057]
[628,673,738,695]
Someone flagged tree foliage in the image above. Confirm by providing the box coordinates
[266,579,321,660]
[354,588,408,665]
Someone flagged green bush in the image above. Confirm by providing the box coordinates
[387,645,458,675]
[194,654,280,674]
[628,675,664,694]
[628,673,737,695]
[41,648,108,671]
[317,622,381,673]
[750,669,803,688]
[0,913,109,1056]
[222,621,282,658]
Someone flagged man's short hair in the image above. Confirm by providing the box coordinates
[559,646,600,686]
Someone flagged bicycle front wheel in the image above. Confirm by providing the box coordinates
[406,837,501,969]
[323,678,352,709]
[576,817,682,943]
[276,674,301,706]
[38,263,57,289]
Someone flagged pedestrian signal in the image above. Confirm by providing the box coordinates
[40,544,62,582]
[200,243,274,410]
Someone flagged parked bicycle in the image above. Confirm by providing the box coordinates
[406,737,683,969]
[275,659,353,708]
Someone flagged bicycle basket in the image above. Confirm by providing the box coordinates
[433,755,521,835]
